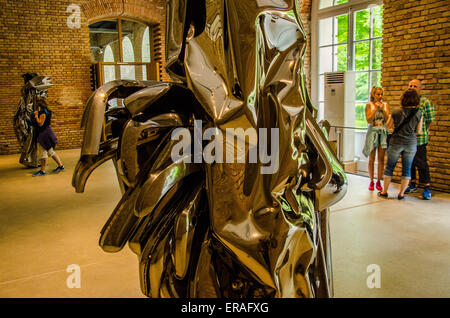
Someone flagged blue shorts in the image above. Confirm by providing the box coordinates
[384,143,417,179]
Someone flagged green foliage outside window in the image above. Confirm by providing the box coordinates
[336,15,348,71]
[372,39,382,69]
[319,4,383,128]
[371,71,381,89]
[336,14,348,43]
[355,103,367,128]
[355,10,370,40]
[353,7,383,109]
[356,72,369,101]
[355,42,370,71]
[337,45,347,71]
[373,6,383,37]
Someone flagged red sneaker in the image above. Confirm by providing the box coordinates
[376,180,383,191]
[369,181,374,191]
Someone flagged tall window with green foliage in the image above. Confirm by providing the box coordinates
[317,3,383,128]
[354,6,383,128]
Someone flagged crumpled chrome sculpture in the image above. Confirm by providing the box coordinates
[13,73,53,167]
[73,0,347,298]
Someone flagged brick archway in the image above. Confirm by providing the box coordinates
[80,0,165,25]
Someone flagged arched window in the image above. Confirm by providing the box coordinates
[103,44,116,83]
[142,27,151,80]
[121,36,136,80]
[103,44,114,62]
[122,37,135,62]
[142,27,151,63]
[89,18,159,85]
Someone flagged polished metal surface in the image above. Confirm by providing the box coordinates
[124,83,172,117]
[72,137,119,193]
[80,80,155,156]
[73,0,346,298]
[119,114,183,186]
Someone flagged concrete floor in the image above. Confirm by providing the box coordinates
[0,149,449,298]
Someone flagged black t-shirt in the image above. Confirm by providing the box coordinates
[390,107,422,146]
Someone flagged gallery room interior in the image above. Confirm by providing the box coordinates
[0,0,449,299]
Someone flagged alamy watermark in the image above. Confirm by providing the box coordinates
[366,264,381,289]
[171,120,280,174]
[66,264,81,288]
[66,4,81,29]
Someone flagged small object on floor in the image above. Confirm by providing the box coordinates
[369,181,375,191]
[405,183,417,194]
[423,187,431,200]
[32,170,46,177]
[52,165,65,173]
[377,192,388,198]
[398,195,405,200]
[376,180,382,191]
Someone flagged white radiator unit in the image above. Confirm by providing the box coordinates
[324,71,356,162]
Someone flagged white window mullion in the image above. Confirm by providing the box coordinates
[348,8,355,71]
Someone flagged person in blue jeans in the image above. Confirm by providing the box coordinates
[378,89,423,200]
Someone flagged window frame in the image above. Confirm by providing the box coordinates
[352,7,383,105]
[311,0,383,117]
[319,0,350,11]
[89,17,160,84]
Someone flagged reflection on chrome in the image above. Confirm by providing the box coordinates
[73,0,347,298]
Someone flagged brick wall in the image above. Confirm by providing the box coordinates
[0,0,166,155]
[297,0,312,93]
[0,0,91,153]
[382,0,450,192]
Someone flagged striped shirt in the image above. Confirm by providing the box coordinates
[417,95,435,146]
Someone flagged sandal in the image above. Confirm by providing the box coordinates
[377,192,388,198]
[398,195,405,200]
